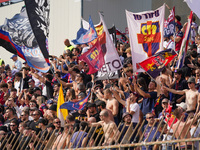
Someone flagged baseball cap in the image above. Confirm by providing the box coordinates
[122,112,132,120]
[10,54,17,59]
[187,77,195,83]
[87,103,96,108]
[28,79,35,83]
[47,100,53,104]
[46,123,55,129]
[174,69,182,74]
[162,98,169,103]
[176,102,187,111]
[49,104,57,111]
[0,126,8,132]
[7,80,13,83]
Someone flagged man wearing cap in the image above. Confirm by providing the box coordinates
[118,112,136,144]
[86,103,100,122]
[164,77,199,115]
[28,79,36,88]
[0,126,8,147]
[10,54,22,75]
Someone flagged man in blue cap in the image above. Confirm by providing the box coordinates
[10,54,22,75]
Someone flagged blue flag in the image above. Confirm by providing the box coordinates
[60,90,91,111]
[72,16,97,45]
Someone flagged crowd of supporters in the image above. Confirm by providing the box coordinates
[0,13,200,150]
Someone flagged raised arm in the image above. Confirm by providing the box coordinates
[111,87,126,106]
[163,86,185,95]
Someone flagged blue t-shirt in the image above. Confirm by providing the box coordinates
[141,91,157,116]
[70,131,87,148]
[142,124,161,150]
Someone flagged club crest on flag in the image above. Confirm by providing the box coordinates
[137,21,161,57]
[86,48,101,70]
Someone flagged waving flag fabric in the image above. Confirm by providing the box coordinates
[98,13,122,73]
[24,0,50,65]
[164,7,175,37]
[176,11,193,69]
[60,90,91,111]
[0,7,50,72]
[126,4,165,72]
[185,0,200,19]
[79,40,104,74]
[57,84,68,127]
[72,16,97,45]
[139,49,177,78]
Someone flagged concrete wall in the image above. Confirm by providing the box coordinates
[82,0,152,33]
[0,2,24,65]
[0,0,81,66]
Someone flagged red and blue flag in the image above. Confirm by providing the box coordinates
[72,16,97,45]
[78,40,104,74]
[176,11,193,69]
[139,49,177,78]
[60,90,91,111]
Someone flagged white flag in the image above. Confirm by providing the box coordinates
[126,4,165,72]
[185,0,200,19]
[98,13,122,73]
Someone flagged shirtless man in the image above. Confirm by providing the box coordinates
[91,110,120,146]
[52,124,73,149]
[172,108,200,149]
[163,77,199,115]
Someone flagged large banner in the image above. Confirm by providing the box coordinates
[24,0,50,65]
[99,13,122,73]
[0,7,50,72]
[126,4,165,72]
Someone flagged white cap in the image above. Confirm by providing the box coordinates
[176,102,187,111]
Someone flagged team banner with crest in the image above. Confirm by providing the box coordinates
[126,4,165,72]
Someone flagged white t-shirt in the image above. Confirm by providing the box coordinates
[163,39,174,50]
[130,103,140,123]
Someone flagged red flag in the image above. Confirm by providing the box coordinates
[79,40,104,74]
[139,49,177,78]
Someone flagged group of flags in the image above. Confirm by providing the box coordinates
[0,0,199,125]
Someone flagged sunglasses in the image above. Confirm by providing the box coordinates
[32,114,39,116]
[162,102,168,104]
[147,116,154,119]
[54,121,61,124]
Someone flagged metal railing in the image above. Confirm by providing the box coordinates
[1,117,200,149]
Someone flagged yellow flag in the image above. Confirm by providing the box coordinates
[57,84,68,127]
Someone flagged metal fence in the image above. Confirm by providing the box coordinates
[1,117,200,149]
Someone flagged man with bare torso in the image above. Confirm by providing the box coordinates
[172,108,200,149]
[91,110,120,146]
[164,77,199,115]
[99,88,119,124]
[52,124,73,149]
